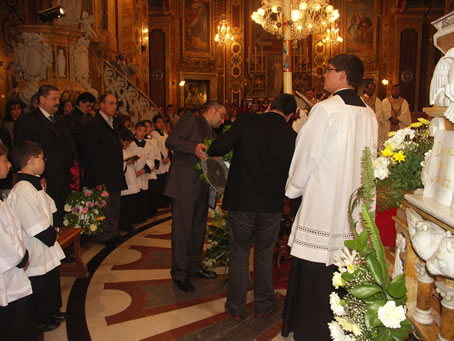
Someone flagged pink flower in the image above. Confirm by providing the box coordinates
[72,207,78,213]
[101,191,109,198]
[87,201,94,207]
[82,207,88,214]
[101,200,107,206]
[84,191,92,197]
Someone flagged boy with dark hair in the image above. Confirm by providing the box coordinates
[7,141,67,333]
[130,122,160,222]
[0,142,36,340]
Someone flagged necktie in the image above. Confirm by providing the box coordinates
[49,115,57,124]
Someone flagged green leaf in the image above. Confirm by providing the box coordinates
[389,322,413,338]
[357,229,369,253]
[387,279,407,299]
[351,284,383,298]
[366,254,386,287]
[344,239,359,251]
[341,271,354,281]
[376,329,392,341]
[365,302,384,329]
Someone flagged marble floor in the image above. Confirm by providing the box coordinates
[44,210,293,341]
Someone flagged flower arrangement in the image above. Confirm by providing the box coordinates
[204,206,230,269]
[329,147,412,341]
[375,118,433,211]
[63,186,108,235]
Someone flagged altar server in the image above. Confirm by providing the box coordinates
[7,141,67,332]
[0,143,36,340]
[282,54,378,340]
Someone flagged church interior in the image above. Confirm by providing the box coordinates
[2,0,454,341]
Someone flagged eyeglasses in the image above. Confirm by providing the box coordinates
[326,68,338,72]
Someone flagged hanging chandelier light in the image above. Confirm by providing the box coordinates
[323,23,343,46]
[215,15,234,44]
[251,0,340,40]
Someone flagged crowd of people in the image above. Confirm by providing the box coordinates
[0,51,412,340]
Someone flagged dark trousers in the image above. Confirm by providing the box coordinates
[47,176,71,227]
[0,294,36,341]
[156,173,169,208]
[170,187,208,281]
[29,266,62,325]
[137,189,149,221]
[98,191,121,242]
[148,179,158,214]
[120,193,138,230]
[226,211,281,316]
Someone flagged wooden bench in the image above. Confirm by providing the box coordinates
[57,227,88,278]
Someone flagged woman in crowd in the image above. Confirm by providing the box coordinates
[3,99,24,143]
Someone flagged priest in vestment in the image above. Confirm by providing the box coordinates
[382,84,412,136]
[281,54,378,340]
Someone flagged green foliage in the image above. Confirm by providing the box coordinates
[203,208,229,269]
[63,186,108,235]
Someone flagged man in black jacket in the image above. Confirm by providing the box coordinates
[208,94,297,320]
[83,93,127,246]
[14,84,77,226]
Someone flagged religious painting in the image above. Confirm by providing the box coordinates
[184,80,209,107]
[346,0,376,56]
[267,53,283,99]
[182,0,212,57]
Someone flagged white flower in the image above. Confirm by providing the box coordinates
[378,301,406,329]
[329,292,345,316]
[335,317,362,337]
[64,204,72,212]
[373,157,391,180]
[334,247,358,272]
[89,224,97,232]
[421,149,432,167]
[332,272,345,289]
[344,334,356,341]
[63,219,69,226]
[328,321,345,341]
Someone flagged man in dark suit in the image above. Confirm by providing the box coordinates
[163,102,225,292]
[14,84,77,226]
[208,94,297,320]
[83,93,127,246]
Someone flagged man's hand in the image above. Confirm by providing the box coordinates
[390,116,400,125]
[194,143,208,161]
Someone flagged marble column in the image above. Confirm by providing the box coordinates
[436,280,454,341]
[413,260,435,324]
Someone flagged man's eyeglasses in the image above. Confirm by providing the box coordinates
[326,68,338,72]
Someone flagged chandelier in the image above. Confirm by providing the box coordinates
[215,15,234,44]
[251,0,340,40]
[323,24,343,46]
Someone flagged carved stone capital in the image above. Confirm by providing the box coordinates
[415,260,434,283]
[436,281,454,310]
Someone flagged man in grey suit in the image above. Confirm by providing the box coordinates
[164,102,225,292]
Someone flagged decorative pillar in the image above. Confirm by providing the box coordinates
[282,0,292,94]
[413,260,435,324]
[436,280,454,341]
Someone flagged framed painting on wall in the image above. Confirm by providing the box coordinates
[182,0,213,58]
[267,53,283,98]
[184,80,209,107]
[346,0,377,56]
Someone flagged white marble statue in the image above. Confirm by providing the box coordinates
[79,11,97,41]
[392,233,406,278]
[406,208,451,261]
[14,32,52,104]
[73,37,98,97]
[430,47,454,123]
[426,236,454,278]
[57,48,66,77]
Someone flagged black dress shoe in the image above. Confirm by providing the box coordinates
[173,278,195,292]
[52,312,69,322]
[190,268,218,279]
[37,320,61,332]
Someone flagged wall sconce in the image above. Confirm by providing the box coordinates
[38,6,66,24]
[179,80,185,87]
[381,79,392,86]
[141,27,149,53]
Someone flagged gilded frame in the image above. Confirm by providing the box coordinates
[344,0,377,58]
[181,0,214,58]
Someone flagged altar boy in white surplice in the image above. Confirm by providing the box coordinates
[7,141,66,333]
[281,54,378,341]
[0,143,36,341]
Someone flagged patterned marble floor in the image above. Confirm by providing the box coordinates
[44,210,293,341]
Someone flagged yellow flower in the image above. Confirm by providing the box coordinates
[393,150,406,163]
[410,122,423,128]
[381,145,393,157]
[418,117,430,125]
[388,131,396,137]
[96,216,106,221]
[89,224,97,232]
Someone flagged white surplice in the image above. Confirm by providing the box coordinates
[286,94,378,266]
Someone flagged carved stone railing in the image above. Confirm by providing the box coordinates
[103,60,159,123]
